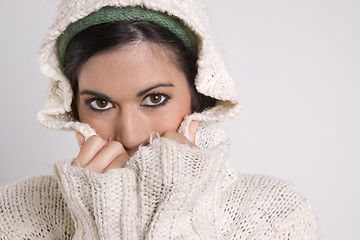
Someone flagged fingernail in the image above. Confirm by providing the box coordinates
[76,132,85,148]
[189,120,199,143]
[189,120,199,133]
[149,132,160,144]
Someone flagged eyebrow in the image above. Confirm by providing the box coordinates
[136,83,174,97]
[79,83,175,100]
[79,90,111,101]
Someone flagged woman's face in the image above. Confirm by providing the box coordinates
[77,43,192,156]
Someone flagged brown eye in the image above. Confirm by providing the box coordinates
[149,94,161,104]
[141,94,169,107]
[96,100,108,108]
[89,99,113,111]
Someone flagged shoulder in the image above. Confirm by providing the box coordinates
[0,175,74,239]
[220,173,318,239]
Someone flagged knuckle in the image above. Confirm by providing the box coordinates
[88,135,107,146]
[108,140,123,147]
[108,141,125,151]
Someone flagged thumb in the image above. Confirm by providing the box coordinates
[188,120,199,144]
[76,132,85,148]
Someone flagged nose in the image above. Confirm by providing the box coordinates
[114,106,150,151]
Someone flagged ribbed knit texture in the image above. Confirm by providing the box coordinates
[0,122,318,239]
[0,0,318,239]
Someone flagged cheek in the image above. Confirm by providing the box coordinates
[77,106,115,140]
[150,96,191,134]
[85,119,114,140]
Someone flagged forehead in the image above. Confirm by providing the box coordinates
[77,43,187,94]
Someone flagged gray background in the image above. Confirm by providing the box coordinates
[1,0,359,239]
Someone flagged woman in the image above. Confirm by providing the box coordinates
[0,0,318,239]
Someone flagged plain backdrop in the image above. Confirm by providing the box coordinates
[1,0,359,239]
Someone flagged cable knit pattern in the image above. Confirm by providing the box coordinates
[0,0,318,239]
[0,123,318,239]
[54,163,138,239]
[127,137,229,239]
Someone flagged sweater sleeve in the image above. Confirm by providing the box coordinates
[0,176,74,240]
[125,136,230,239]
[53,161,139,240]
[220,174,318,239]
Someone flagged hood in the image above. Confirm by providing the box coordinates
[37,0,241,139]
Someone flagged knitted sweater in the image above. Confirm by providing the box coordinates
[0,137,317,239]
[0,0,318,239]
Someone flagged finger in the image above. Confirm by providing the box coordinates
[103,152,129,172]
[86,141,127,173]
[163,131,198,148]
[163,131,186,144]
[188,120,199,144]
[74,135,107,167]
[76,132,85,148]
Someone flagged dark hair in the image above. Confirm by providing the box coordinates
[63,21,216,120]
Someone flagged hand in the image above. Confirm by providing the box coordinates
[72,133,129,173]
[162,120,199,148]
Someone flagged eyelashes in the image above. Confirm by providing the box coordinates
[87,99,114,111]
[141,93,170,108]
[85,93,171,113]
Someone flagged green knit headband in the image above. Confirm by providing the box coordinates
[57,6,199,67]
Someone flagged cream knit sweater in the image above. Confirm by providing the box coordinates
[0,0,318,239]
[0,131,318,239]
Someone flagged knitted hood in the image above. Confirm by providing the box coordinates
[37,0,240,139]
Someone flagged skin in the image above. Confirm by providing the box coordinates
[72,43,199,173]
